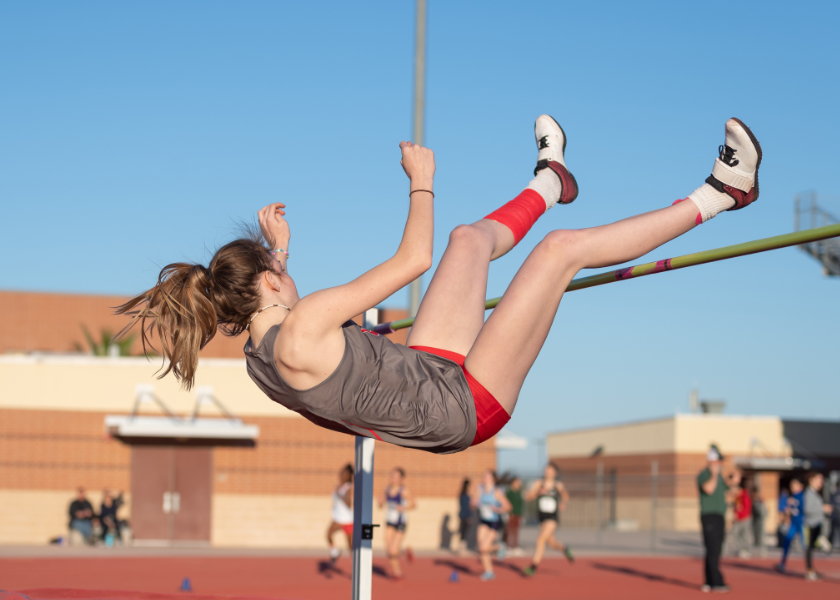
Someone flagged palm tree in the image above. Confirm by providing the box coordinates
[74,325,135,357]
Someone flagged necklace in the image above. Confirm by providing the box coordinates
[247,303,291,329]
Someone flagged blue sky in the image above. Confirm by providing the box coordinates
[2,1,838,472]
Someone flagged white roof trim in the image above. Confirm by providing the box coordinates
[104,415,259,440]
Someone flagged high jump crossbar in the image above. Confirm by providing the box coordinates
[352,223,840,599]
[371,223,840,335]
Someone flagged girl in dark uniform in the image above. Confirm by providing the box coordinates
[524,463,574,576]
[117,117,762,455]
[378,467,415,579]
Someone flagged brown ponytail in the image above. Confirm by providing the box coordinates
[116,231,276,389]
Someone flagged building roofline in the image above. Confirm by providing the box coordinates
[546,412,780,437]
[0,354,244,368]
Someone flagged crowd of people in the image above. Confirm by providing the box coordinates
[66,487,127,546]
[327,462,575,581]
[65,455,838,588]
[698,446,838,593]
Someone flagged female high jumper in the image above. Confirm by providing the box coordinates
[118,115,762,455]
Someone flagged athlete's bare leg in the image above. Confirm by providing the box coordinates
[466,199,698,413]
[531,520,558,566]
[477,523,499,576]
[406,219,515,354]
[385,527,404,577]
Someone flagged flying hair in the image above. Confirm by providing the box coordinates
[114,225,277,389]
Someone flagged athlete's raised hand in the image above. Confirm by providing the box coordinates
[258,202,290,249]
[399,141,435,186]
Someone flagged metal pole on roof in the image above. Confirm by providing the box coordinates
[595,461,604,548]
[371,223,840,334]
[650,460,659,551]
[408,0,427,318]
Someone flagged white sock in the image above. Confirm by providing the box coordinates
[526,168,562,210]
[330,546,340,559]
[688,183,736,223]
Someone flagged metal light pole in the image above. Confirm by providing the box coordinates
[408,0,427,317]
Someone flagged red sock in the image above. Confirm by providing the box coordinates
[483,189,547,245]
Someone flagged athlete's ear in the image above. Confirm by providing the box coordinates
[262,271,281,292]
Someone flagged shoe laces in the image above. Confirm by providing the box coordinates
[718,144,739,167]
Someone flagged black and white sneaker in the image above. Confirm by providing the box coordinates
[705,118,762,210]
[534,114,579,205]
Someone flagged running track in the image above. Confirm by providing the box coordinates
[2,555,839,599]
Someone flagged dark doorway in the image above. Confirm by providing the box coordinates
[131,446,212,544]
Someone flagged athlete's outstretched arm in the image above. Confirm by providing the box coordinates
[292,142,435,333]
[523,480,542,502]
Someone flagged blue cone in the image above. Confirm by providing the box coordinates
[449,569,459,583]
[180,577,193,592]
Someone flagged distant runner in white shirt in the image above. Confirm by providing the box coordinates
[328,464,354,562]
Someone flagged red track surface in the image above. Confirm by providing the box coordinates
[1,555,838,600]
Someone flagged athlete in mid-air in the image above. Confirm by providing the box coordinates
[118,115,762,454]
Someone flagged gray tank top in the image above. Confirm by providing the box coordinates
[244,321,477,454]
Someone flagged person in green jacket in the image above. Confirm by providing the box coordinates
[698,445,731,593]
[505,477,524,553]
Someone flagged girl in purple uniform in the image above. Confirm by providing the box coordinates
[378,467,415,579]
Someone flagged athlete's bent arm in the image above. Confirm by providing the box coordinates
[558,482,569,511]
[496,489,512,514]
[523,481,542,502]
[290,142,435,334]
[402,487,416,512]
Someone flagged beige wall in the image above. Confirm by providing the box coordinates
[547,418,675,458]
[212,494,457,550]
[0,489,131,545]
[673,414,790,456]
[3,489,465,550]
[547,414,789,459]
[0,355,298,418]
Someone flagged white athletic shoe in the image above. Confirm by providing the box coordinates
[706,118,762,210]
[534,114,579,204]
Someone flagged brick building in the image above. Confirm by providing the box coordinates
[0,291,495,547]
[546,415,794,532]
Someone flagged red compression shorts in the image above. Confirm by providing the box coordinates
[409,346,511,446]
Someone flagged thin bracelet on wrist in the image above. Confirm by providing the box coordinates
[409,189,434,199]
[270,248,289,258]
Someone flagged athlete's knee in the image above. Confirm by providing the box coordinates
[540,229,585,252]
[538,229,587,264]
[449,223,494,249]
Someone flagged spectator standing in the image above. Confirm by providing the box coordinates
[802,472,833,581]
[830,479,840,550]
[697,446,729,593]
[505,477,524,555]
[729,472,752,558]
[750,484,767,557]
[456,478,473,556]
[68,487,95,545]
